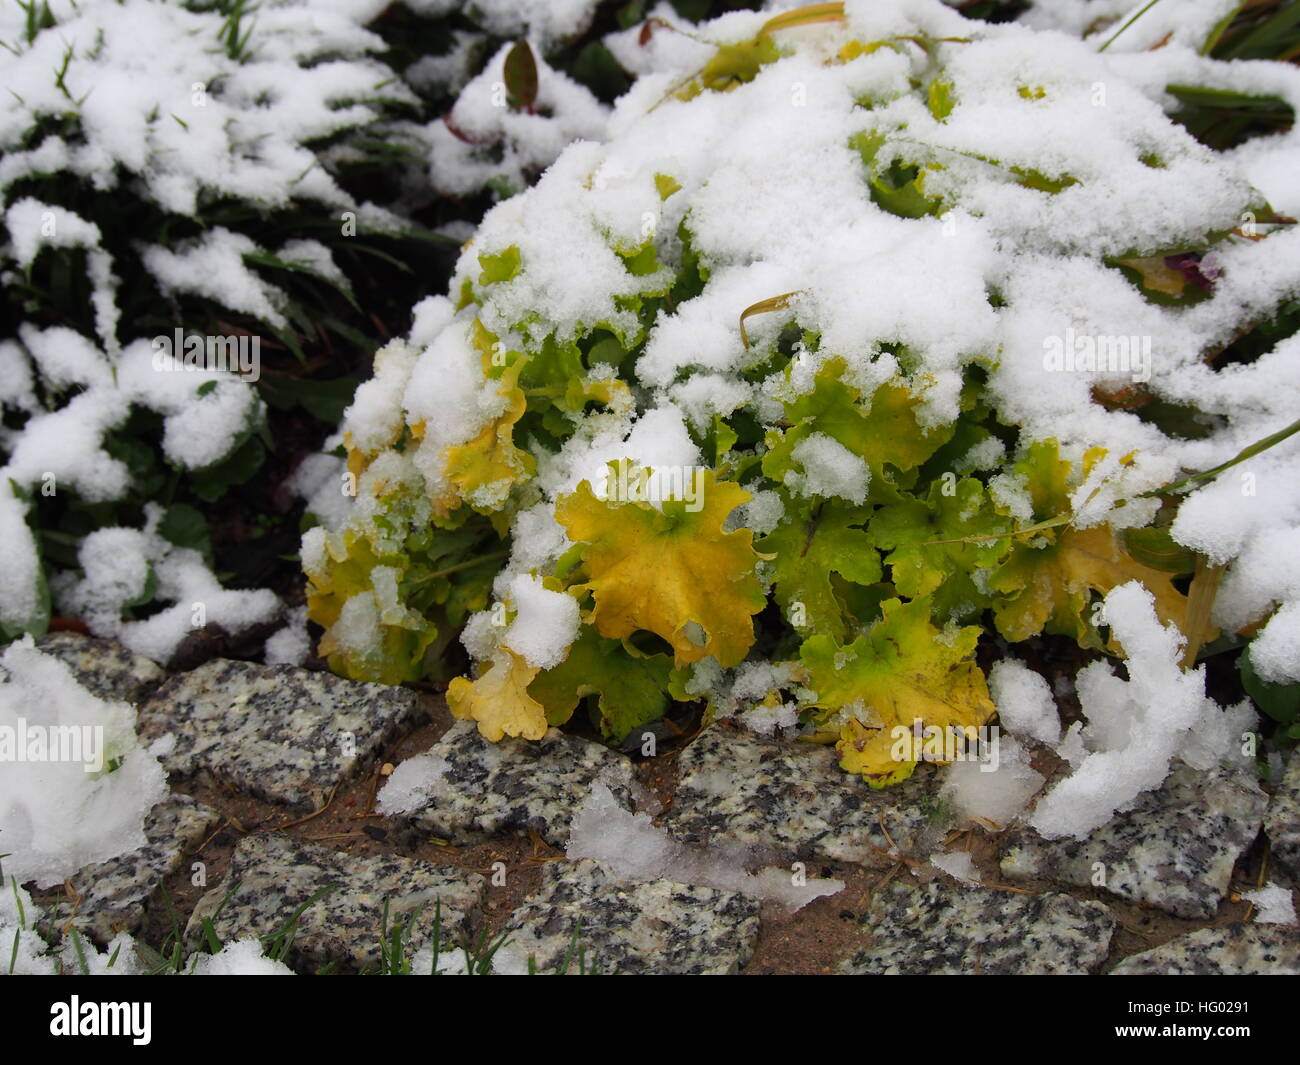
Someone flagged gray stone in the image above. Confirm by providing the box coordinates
[394,720,635,847]
[840,880,1115,975]
[185,833,485,974]
[36,632,165,705]
[1264,749,1300,880]
[1112,924,1300,974]
[37,794,220,947]
[663,724,934,867]
[502,858,760,974]
[1001,761,1267,918]
[138,659,423,808]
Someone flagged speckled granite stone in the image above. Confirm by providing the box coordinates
[36,794,219,947]
[1112,924,1300,974]
[396,720,636,846]
[1000,762,1267,919]
[839,880,1115,975]
[662,724,933,867]
[502,858,760,974]
[185,834,485,973]
[138,659,423,808]
[35,632,166,704]
[1264,749,1300,880]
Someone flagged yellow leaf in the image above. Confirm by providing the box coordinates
[801,597,995,787]
[1113,255,1187,297]
[837,719,917,787]
[991,524,1200,650]
[447,650,548,741]
[555,463,766,668]
[441,360,535,510]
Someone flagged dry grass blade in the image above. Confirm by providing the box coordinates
[762,2,846,35]
[739,290,801,348]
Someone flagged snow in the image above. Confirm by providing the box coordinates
[142,229,289,330]
[464,0,597,49]
[1028,582,1254,840]
[566,782,843,912]
[375,751,450,817]
[0,637,168,888]
[740,700,800,736]
[53,505,282,665]
[188,938,295,975]
[428,42,609,198]
[929,849,979,884]
[787,432,871,505]
[941,734,1045,827]
[265,606,312,667]
[18,323,113,391]
[1242,883,1297,926]
[501,574,580,670]
[289,448,352,532]
[989,659,1062,746]
[60,932,146,975]
[0,876,57,974]
[0,480,44,634]
[5,198,102,269]
[1246,602,1300,686]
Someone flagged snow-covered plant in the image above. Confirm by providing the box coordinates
[307,0,1300,809]
[0,0,685,661]
[0,0,443,653]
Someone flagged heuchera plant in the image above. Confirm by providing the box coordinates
[305,0,1300,784]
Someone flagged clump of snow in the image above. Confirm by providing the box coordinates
[288,447,352,532]
[0,480,44,634]
[741,700,800,736]
[188,938,295,976]
[501,573,580,669]
[0,875,57,974]
[59,931,145,975]
[0,637,168,888]
[265,606,312,667]
[787,432,870,505]
[142,229,289,329]
[989,659,1062,746]
[929,849,979,884]
[941,734,1045,827]
[566,782,843,912]
[376,751,450,817]
[1029,582,1253,840]
[409,938,532,975]
[1242,883,1297,925]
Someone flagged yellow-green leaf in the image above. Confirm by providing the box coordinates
[555,463,766,668]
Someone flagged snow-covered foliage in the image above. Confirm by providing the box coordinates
[0,0,643,664]
[309,0,1299,829]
